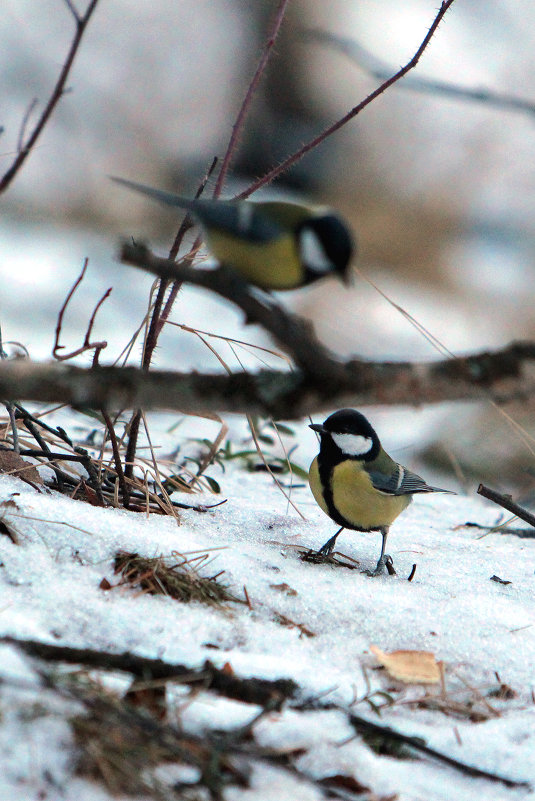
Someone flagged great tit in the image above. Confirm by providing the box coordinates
[308,409,454,576]
[111,176,354,290]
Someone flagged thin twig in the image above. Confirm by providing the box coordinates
[169,155,219,261]
[0,330,20,454]
[1,637,297,707]
[5,404,19,453]
[99,408,128,503]
[123,158,218,503]
[304,28,535,119]
[14,404,74,447]
[16,98,38,154]
[63,0,82,23]
[53,259,110,361]
[237,0,457,198]
[0,0,100,193]
[213,0,290,199]
[477,484,535,530]
[17,422,66,491]
[348,712,528,789]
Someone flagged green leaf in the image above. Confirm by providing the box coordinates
[166,418,185,433]
[270,422,295,436]
[287,462,309,480]
[204,475,221,494]
[183,456,201,468]
[257,434,275,445]
[77,408,104,422]
[226,449,257,460]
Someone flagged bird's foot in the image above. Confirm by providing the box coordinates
[317,534,338,557]
[318,542,335,558]
[362,554,396,577]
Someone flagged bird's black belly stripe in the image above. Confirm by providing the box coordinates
[317,454,372,533]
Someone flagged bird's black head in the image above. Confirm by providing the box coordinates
[309,408,380,461]
[298,213,355,284]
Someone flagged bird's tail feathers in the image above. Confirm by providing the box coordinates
[110,176,195,211]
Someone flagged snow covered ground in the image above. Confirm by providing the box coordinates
[0,430,534,801]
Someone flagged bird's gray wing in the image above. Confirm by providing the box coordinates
[187,201,282,242]
[367,464,453,496]
[111,176,281,242]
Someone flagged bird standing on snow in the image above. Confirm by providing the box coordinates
[308,409,454,576]
[111,176,354,290]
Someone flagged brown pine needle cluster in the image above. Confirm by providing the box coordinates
[111,550,243,607]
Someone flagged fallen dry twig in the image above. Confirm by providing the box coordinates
[2,636,297,708]
[477,483,535,530]
[4,635,529,792]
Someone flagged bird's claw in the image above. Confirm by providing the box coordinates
[318,544,334,558]
[362,553,396,577]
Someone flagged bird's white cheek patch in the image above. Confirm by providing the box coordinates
[331,432,373,456]
[299,229,332,273]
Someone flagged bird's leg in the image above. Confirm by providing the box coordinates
[363,526,392,577]
[318,526,344,556]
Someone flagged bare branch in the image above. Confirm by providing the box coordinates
[348,712,528,789]
[0,0,100,193]
[477,484,535,530]
[63,0,82,23]
[304,29,535,119]
[238,0,456,197]
[213,0,291,199]
[1,636,297,707]
[1,339,535,419]
[123,158,220,505]
[16,98,38,154]
[3,241,532,417]
[53,258,110,361]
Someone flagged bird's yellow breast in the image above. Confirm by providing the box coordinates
[204,230,303,289]
[308,457,331,516]
[309,457,412,531]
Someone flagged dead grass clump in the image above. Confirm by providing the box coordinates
[73,700,170,796]
[112,550,242,607]
[71,688,215,799]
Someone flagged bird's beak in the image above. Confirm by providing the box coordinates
[309,423,326,433]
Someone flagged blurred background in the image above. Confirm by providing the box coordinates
[2,0,535,494]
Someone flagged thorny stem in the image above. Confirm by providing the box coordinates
[123,158,217,504]
[157,157,218,333]
[122,5,290,489]
[237,0,457,198]
[213,0,291,199]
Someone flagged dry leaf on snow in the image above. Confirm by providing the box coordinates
[370,644,441,684]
